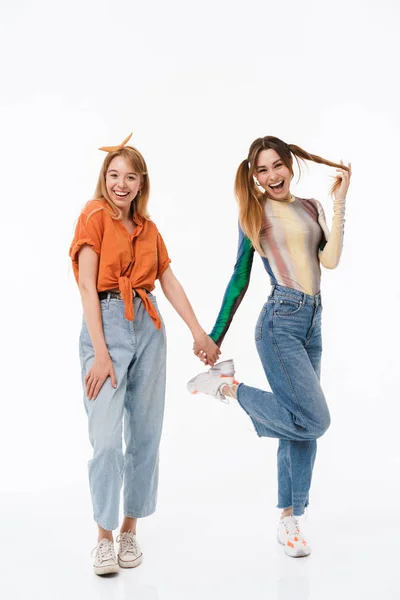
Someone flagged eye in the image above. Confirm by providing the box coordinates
[275,163,283,169]
[128,176,136,181]
[258,169,267,173]
[108,173,118,178]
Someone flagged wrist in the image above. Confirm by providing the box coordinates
[192,326,207,340]
[94,345,109,358]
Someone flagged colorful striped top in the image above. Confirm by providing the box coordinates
[210,195,346,346]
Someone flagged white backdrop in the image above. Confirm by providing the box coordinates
[1,1,399,599]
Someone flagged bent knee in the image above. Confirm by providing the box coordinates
[302,408,331,439]
[314,410,331,438]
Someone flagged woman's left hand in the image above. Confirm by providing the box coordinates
[193,333,221,366]
[334,160,352,200]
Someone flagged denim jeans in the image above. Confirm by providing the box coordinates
[79,293,167,531]
[237,285,331,516]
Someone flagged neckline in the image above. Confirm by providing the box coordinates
[267,194,296,204]
[117,213,143,240]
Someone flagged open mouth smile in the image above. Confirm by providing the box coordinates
[113,190,129,198]
[269,181,284,192]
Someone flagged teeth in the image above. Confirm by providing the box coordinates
[270,181,283,188]
[114,191,128,197]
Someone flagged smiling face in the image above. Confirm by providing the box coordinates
[105,155,142,216]
[254,148,292,201]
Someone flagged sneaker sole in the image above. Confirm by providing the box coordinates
[94,563,119,575]
[118,554,143,568]
[277,535,311,558]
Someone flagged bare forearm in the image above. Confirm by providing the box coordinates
[79,283,108,355]
[161,277,204,338]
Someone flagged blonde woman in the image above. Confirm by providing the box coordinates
[70,134,219,575]
[188,136,351,557]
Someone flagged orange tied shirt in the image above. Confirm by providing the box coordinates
[69,199,171,329]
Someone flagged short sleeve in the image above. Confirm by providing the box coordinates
[156,232,171,279]
[69,207,105,264]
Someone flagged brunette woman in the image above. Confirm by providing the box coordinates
[188,136,351,557]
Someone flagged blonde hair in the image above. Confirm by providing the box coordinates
[93,145,150,219]
[235,136,350,255]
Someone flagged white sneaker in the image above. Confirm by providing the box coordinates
[116,531,143,568]
[187,359,236,401]
[92,539,119,575]
[277,516,311,558]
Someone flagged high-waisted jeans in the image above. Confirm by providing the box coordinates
[237,285,331,516]
[79,293,166,531]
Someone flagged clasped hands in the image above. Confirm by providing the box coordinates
[193,332,221,366]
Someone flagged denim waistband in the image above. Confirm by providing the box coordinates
[270,284,322,306]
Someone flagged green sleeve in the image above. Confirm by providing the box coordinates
[209,224,255,346]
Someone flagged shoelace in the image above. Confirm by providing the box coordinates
[116,532,139,556]
[91,539,115,562]
[283,517,300,537]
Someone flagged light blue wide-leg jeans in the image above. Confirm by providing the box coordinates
[79,293,166,531]
[237,285,330,516]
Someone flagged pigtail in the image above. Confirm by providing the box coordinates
[234,159,265,255]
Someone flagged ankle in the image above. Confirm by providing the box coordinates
[222,383,238,399]
[280,508,293,520]
[120,517,137,535]
[98,534,113,543]
[97,525,113,543]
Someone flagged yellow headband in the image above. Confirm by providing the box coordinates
[99,132,133,153]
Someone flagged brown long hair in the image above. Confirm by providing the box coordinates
[93,146,150,219]
[235,136,349,254]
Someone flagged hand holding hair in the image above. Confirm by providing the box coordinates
[333,160,352,200]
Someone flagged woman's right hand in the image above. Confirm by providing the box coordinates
[193,333,221,366]
[85,352,117,400]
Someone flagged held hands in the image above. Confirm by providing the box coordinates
[193,333,221,366]
[85,351,117,400]
[334,160,352,200]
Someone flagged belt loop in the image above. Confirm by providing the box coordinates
[106,291,111,307]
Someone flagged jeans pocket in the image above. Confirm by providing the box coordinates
[274,297,303,317]
[255,307,268,341]
[100,299,110,311]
